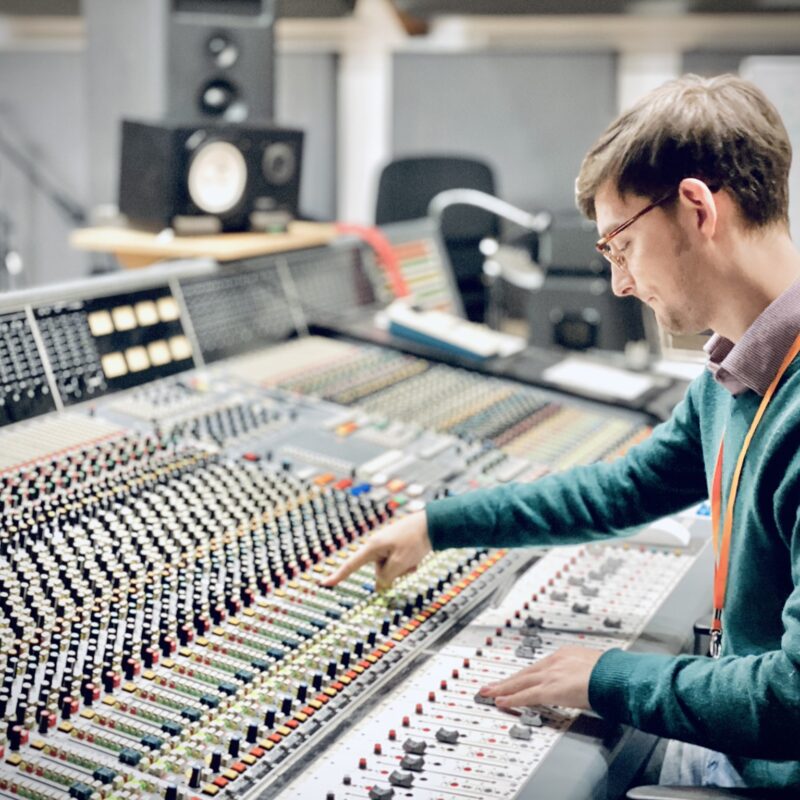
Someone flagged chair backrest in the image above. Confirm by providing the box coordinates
[375,155,499,240]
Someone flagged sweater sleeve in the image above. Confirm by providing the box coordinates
[589,501,800,760]
[426,378,709,551]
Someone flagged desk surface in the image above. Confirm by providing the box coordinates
[70,221,339,267]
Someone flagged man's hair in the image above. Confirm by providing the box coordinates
[576,74,791,229]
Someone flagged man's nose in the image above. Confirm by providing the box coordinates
[610,264,636,297]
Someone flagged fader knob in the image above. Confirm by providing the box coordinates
[388,770,413,788]
[435,728,460,744]
[399,754,424,771]
[510,724,532,740]
[520,710,543,727]
[402,738,426,755]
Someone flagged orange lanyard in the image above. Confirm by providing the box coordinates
[709,332,800,657]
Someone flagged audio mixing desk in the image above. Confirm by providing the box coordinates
[0,254,710,800]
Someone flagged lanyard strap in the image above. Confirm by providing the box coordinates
[710,333,800,641]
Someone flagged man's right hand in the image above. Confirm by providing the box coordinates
[320,511,432,591]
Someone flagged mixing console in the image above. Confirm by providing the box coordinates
[35,288,193,403]
[247,337,651,471]
[179,264,296,365]
[0,310,56,425]
[279,523,710,800]
[0,259,709,800]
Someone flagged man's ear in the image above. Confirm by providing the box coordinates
[678,178,717,240]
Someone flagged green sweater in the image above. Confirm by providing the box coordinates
[426,363,800,788]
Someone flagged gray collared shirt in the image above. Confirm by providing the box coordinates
[704,279,800,396]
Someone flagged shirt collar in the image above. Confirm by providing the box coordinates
[704,279,800,397]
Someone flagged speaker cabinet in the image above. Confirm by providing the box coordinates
[119,120,303,232]
[168,0,276,123]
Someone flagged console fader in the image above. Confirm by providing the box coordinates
[0,258,710,800]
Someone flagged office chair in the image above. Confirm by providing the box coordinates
[374,155,499,321]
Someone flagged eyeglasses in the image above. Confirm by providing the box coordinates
[595,191,673,270]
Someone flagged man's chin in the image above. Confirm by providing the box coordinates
[655,313,703,338]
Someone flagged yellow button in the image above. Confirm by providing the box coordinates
[201,784,219,796]
[242,754,257,766]
[30,740,45,751]
[58,722,74,733]
[80,709,96,720]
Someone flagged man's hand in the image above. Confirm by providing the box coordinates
[321,512,432,591]
[479,646,604,710]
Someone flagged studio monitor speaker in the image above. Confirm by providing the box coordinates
[168,0,276,123]
[119,120,303,232]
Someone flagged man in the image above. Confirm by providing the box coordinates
[323,74,800,789]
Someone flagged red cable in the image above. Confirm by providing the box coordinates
[335,223,410,299]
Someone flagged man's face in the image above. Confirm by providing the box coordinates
[594,181,712,336]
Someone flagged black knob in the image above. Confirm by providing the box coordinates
[189,765,203,788]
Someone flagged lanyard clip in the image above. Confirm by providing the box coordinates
[709,609,723,659]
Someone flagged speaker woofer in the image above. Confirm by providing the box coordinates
[262,142,297,186]
[199,78,240,116]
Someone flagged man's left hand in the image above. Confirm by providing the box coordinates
[479,646,604,710]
